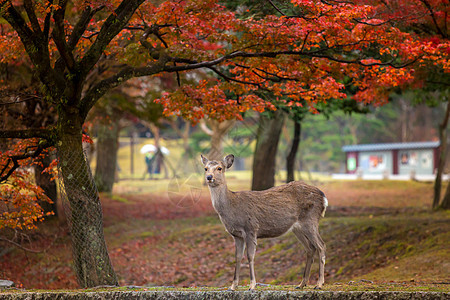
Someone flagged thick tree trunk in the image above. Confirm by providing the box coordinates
[286,121,301,183]
[94,121,120,193]
[433,100,450,209]
[57,112,117,288]
[251,110,286,191]
[34,151,58,217]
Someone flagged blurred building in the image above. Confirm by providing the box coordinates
[342,141,440,177]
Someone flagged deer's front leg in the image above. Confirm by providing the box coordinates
[230,236,245,290]
[246,235,257,290]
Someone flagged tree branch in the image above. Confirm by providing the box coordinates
[0,139,53,183]
[52,0,75,71]
[68,5,106,51]
[23,0,42,34]
[43,0,53,41]
[267,0,286,16]
[169,47,415,71]
[0,129,55,140]
[0,237,44,254]
[0,231,61,254]
[200,120,213,136]
[420,0,447,38]
[78,0,146,79]
[206,66,261,87]
[1,1,63,102]
[252,67,301,82]
[0,1,35,56]
[79,60,168,118]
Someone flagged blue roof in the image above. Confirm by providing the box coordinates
[342,141,440,152]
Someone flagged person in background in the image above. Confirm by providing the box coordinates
[144,151,155,179]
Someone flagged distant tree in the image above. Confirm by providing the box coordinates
[285,97,369,182]
[252,109,286,190]
[286,116,302,183]
[200,119,236,161]
[92,92,127,192]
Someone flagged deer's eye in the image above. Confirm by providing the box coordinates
[217,167,222,171]
[204,168,208,171]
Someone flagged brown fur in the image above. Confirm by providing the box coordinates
[201,154,327,290]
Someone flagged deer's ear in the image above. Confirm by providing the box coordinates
[201,154,209,166]
[223,154,234,169]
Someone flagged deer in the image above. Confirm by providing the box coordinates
[201,154,328,290]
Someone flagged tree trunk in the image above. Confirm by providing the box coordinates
[286,121,301,183]
[34,150,58,217]
[94,121,120,193]
[57,112,118,288]
[440,181,450,209]
[252,110,286,191]
[201,119,235,160]
[433,100,450,209]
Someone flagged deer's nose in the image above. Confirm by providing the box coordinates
[206,175,213,181]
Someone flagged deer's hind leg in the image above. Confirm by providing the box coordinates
[294,222,326,289]
[292,224,315,288]
[315,231,326,288]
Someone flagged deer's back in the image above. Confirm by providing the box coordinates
[225,181,325,238]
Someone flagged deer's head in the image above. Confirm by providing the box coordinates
[201,154,234,187]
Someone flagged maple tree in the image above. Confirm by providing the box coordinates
[0,0,447,287]
[0,65,60,241]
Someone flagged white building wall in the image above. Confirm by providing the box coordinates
[358,151,393,175]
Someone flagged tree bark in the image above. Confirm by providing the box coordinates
[440,181,450,209]
[286,120,301,183]
[94,120,120,193]
[433,100,450,209]
[57,111,118,287]
[252,110,286,191]
[34,151,58,217]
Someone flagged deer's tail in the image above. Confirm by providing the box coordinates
[321,197,328,217]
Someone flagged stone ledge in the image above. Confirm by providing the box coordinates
[0,291,448,299]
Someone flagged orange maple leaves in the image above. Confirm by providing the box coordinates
[1,0,447,125]
[151,0,447,123]
[0,140,56,230]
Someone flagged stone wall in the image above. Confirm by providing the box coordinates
[0,290,448,299]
